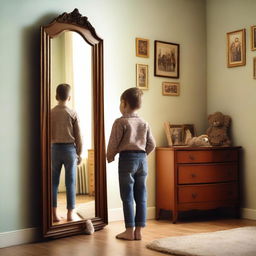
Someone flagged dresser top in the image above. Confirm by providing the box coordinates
[156,146,242,151]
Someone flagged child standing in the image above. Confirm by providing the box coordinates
[51,83,82,222]
[107,87,156,240]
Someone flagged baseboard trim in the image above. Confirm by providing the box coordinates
[4,207,254,248]
[241,208,256,220]
[0,227,40,248]
[0,207,156,248]
[108,206,155,222]
[109,207,256,222]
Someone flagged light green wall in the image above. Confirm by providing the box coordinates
[206,0,256,211]
[105,0,207,209]
[0,0,206,233]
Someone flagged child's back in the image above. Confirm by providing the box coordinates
[107,113,155,162]
[51,105,82,155]
[107,87,156,240]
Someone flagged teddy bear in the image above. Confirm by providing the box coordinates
[206,111,231,146]
[184,129,210,147]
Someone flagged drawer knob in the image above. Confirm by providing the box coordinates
[192,193,198,199]
[189,155,195,160]
[191,173,197,178]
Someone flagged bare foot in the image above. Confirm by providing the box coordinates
[116,228,134,240]
[134,227,142,240]
[53,215,61,222]
[52,207,61,222]
[67,209,74,221]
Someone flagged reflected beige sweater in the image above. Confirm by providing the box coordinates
[107,113,156,163]
[51,105,82,155]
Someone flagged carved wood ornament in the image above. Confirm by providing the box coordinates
[56,8,95,31]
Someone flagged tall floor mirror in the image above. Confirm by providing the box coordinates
[40,9,107,238]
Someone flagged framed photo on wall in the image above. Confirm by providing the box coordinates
[227,29,246,67]
[162,82,180,96]
[154,40,179,78]
[136,38,149,58]
[136,64,148,90]
[253,57,256,79]
[251,25,256,51]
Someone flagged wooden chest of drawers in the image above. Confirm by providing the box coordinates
[156,146,241,223]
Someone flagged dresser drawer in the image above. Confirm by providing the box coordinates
[176,149,238,163]
[178,183,237,203]
[178,163,238,184]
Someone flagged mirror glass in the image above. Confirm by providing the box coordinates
[50,31,95,225]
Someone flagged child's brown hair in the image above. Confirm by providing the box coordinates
[121,87,143,110]
[56,83,71,101]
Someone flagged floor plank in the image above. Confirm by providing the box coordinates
[1,218,256,256]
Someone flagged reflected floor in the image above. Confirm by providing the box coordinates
[53,192,95,225]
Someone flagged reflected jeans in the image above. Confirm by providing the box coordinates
[51,143,77,210]
[118,151,148,228]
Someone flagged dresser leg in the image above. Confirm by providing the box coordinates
[156,208,160,220]
[235,206,241,218]
[172,211,178,224]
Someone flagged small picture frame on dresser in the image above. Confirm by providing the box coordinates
[182,124,196,136]
[170,124,184,146]
[164,121,173,146]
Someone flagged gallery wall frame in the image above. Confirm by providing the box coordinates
[253,57,256,79]
[136,38,149,58]
[251,25,256,51]
[154,40,179,78]
[227,29,246,67]
[136,64,148,90]
[162,82,180,96]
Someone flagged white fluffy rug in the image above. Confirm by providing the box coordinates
[76,200,95,219]
[146,226,256,256]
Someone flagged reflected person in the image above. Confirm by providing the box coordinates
[51,83,82,222]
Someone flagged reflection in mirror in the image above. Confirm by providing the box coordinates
[50,31,95,225]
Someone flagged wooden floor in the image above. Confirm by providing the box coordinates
[1,218,256,256]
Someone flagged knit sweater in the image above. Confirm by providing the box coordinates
[51,105,82,155]
[107,113,156,163]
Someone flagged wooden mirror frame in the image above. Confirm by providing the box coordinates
[40,9,107,238]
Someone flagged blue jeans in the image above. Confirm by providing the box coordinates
[118,151,148,228]
[51,143,77,210]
